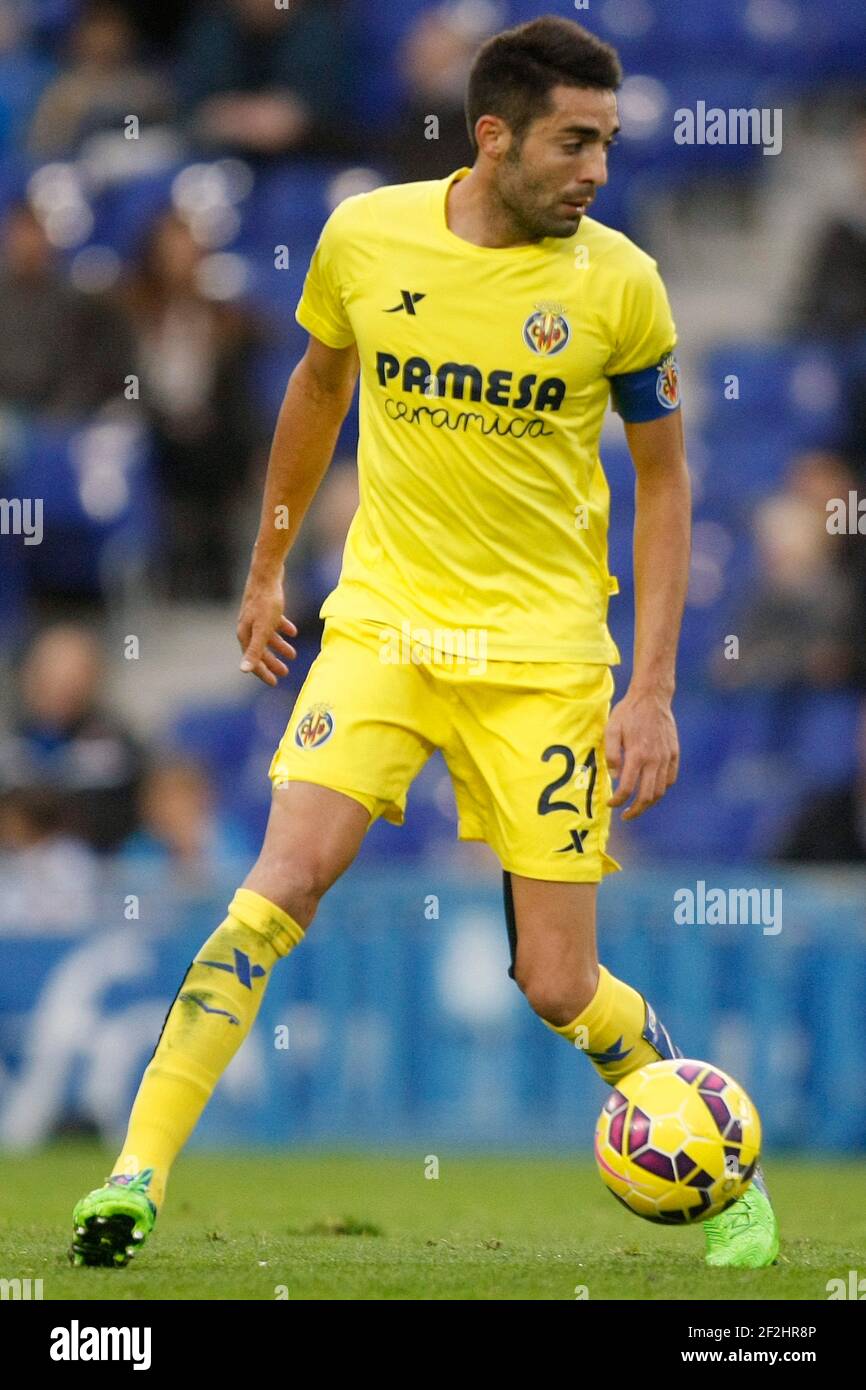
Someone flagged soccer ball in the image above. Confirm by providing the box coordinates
[593,1058,761,1225]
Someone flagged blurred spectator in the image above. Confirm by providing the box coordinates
[0,624,145,852]
[178,0,352,159]
[0,788,98,933]
[123,210,267,599]
[91,0,190,54]
[27,0,172,158]
[789,445,864,580]
[842,368,866,480]
[388,0,500,181]
[0,201,133,417]
[0,3,54,155]
[711,475,860,692]
[777,699,866,862]
[120,758,251,872]
[787,447,856,511]
[789,448,866,674]
[788,101,866,340]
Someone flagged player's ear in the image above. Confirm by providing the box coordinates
[474,113,510,160]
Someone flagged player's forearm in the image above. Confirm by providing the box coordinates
[248,357,354,580]
[631,461,691,699]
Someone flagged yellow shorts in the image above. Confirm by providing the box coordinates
[269,620,621,882]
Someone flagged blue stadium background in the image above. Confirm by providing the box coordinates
[0,0,865,1154]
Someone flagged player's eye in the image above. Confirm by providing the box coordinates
[563,143,584,153]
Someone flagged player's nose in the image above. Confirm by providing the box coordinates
[583,146,609,188]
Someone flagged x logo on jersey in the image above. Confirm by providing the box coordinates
[385,290,426,315]
[555,828,589,855]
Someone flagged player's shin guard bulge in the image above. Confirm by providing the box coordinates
[112,889,304,1210]
[543,964,682,1084]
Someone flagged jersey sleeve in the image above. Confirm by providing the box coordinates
[605,255,681,422]
[295,200,357,349]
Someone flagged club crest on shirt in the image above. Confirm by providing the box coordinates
[523,302,571,356]
[295,704,335,749]
[656,352,680,409]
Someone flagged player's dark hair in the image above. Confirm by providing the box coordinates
[466,16,622,154]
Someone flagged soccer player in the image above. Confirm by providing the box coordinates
[70,17,779,1271]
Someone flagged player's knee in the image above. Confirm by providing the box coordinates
[247,851,333,928]
[515,963,599,1027]
[281,859,333,924]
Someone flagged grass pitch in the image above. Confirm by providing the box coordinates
[0,1146,861,1300]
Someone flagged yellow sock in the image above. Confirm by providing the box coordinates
[110,889,304,1209]
[543,964,682,1084]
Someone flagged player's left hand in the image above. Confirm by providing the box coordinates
[605,688,679,821]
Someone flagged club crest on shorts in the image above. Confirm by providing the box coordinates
[295,703,334,748]
[656,351,680,409]
[523,302,570,356]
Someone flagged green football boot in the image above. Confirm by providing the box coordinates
[69,1169,157,1268]
[704,1179,780,1268]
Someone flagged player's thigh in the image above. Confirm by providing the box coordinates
[506,874,600,1004]
[447,662,620,883]
[242,782,371,925]
[269,620,443,826]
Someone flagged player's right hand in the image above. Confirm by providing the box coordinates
[236,576,298,686]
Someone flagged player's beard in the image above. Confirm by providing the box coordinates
[495,146,582,242]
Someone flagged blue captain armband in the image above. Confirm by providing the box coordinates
[608,350,681,422]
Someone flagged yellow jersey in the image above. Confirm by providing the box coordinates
[295,166,679,662]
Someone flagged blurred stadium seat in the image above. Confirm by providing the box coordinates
[13,418,158,601]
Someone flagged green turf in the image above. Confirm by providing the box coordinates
[0,1146,861,1300]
